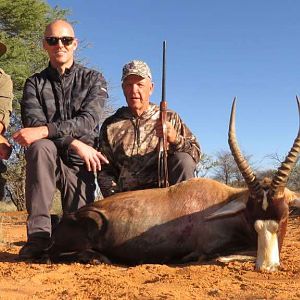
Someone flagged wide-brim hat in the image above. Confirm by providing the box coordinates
[0,41,7,57]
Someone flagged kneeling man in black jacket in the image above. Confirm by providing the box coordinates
[13,19,108,260]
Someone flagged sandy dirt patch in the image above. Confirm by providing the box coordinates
[0,210,299,300]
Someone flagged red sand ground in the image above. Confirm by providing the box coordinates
[0,211,299,300]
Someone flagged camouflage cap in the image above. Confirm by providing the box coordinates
[0,41,7,57]
[121,60,152,81]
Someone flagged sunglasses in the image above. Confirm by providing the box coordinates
[44,36,75,46]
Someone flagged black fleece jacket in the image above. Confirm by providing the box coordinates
[21,62,107,165]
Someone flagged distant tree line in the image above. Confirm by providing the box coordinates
[198,150,300,191]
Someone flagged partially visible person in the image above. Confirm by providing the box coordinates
[98,60,201,197]
[13,20,108,260]
[0,40,13,200]
[0,40,13,161]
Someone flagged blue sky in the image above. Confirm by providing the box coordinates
[47,0,300,169]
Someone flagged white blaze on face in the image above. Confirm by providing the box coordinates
[254,220,280,272]
[262,190,268,211]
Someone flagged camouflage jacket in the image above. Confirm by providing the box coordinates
[21,63,107,165]
[0,68,13,131]
[98,103,201,197]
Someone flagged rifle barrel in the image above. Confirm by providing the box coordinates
[162,40,166,101]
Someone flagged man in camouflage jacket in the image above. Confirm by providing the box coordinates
[13,20,108,260]
[98,60,201,197]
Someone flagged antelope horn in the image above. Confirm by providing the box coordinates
[270,97,300,195]
[228,97,263,196]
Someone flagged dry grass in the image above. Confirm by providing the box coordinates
[0,201,17,213]
[51,189,63,215]
[0,220,3,243]
[0,211,27,245]
[0,205,19,244]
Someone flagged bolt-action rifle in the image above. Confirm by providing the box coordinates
[158,41,169,188]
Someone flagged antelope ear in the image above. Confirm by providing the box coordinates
[205,198,246,220]
[284,189,300,207]
[290,198,300,208]
[77,210,103,230]
[75,208,108,242]
[76,211,103,242]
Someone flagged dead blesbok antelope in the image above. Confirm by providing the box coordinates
[48,99,300,271]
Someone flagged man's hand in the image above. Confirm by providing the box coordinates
[13,126,49,147]
[155,120,177,144]
[0,134,12,160]
[70,139,109,173]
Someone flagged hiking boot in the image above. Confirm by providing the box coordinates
[19,236,51,260]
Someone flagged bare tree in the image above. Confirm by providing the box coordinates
[213,150,235,185]
[256,168,276,181]
[4,149,26,211]
[213,150,254,187]
[266,153,300,191]
[195,153,217,178]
